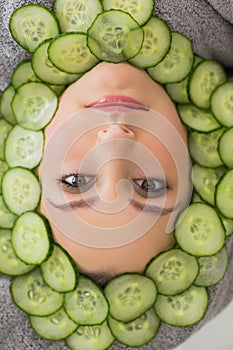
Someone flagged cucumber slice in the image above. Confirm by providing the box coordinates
[9,4,60,53]
[2,167,41,215]
[0,229,35,276]
[191,164,226,205]
[211,82,233,127]
[0,85,16,125]
[108,308,160,348]
[102,0,154,26]
[5,125,44,169]
[64,275,109,325]
[0,160,8,194]
[165,76,190,104]
[188,128,225,168]
[0,195,17,229]
[195,247,228,287]
[145,249,199,296]
[54,0,103,33]
[216,169,233,219]
[48,33,99,74]
[41,244,78,292]
[12,60,39,89]
[87,10,144,63]
[189,60,227,109]
[147,32,194,84]
[218,127,233,168]
[12,212,51,265]
[104,273,157,322]
[12,82,58,131]
[177,104,221,133]
[0,119,12,160]
[154,285,208,327]
[30,307,78,341]
[10,268,64,316]
[219,214,233,237]
[32,40,81,85]
[129,16,171,68]
[66,321,115,350]
[175,203,225,257]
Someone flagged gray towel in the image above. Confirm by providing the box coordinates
[1,0,233,349]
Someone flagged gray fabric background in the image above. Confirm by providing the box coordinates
[1,0,233,349]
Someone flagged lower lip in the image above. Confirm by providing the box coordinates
[86,95,149,111]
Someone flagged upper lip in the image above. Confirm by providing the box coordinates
[86,95,149,111]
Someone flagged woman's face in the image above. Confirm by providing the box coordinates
[39,62,192,281]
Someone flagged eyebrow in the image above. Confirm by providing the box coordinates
[48,196,177,215]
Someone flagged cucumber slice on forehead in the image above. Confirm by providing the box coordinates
[129,16,171,68]
[12,82,58,131]
[104,273,157,322]
[9,4,60,53]
[102,0,154,26]
[87,10,144,63]
[12,60,39,89]
[108,308,160,347]
[211,81,233,127]
[54,0,103,33]
[154,285,208,327]
[48,33,99,74]
[175,203,225,257]
[145,249,199,296]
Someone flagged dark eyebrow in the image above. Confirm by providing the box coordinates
[48,197,177,215]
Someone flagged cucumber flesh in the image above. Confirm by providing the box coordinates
[154,285,208,327]
[12,60,39,89]
[108,308,160,347]
[0,160,8,194]
[0,85,16,125]
[216,169,233,219]
[145,249,199,296]
[211,82,233,127]
[218,127,233,168]
[0,195,17,229]
[104,273,157,322]
[0,119,12,160]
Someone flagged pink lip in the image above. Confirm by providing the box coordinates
[86,95,149,111]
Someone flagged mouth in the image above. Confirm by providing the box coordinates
[86,95,149,112]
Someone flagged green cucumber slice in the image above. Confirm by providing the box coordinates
[154,285,208,327]
[177,104,221,133]
[129,16,171,68]
[0,85,16,125]
[188,128,225,168]
[102,0,154,26]
[12,60,39,89]
[5,125,44,169]
[216,169,233,219]
[211,81,233,127]
[0,195,17,229]
[0,119,12,160]
[191,164,226,205]
[219,214,233,237]
[104,273,157,322]
[2,167,41,216]
[147,32,194,84]
[87,10,144,63]
[108,308,160,347]
[145,249,199,296]
[195,247,228,287]
[189,60,227,109]
[41,244,78,292]
[66,321,115,350]
[9,4,60,53]
[0,160,8,194]
[10,268,64,316]
[30,307,78,341]
[64,275,109,325]
[32,40,81,85]
[175,203,225,257]
[12,212,51,265]
[54,0,103,33]
[218,127,233,168]
[166,76,190,104]
[12,82,58,131]
[48,33,99,74]
[0,229,35,276]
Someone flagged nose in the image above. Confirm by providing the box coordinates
[97,124,135,143]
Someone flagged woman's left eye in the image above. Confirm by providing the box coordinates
[134,178,168,197]
[60,173,95,193]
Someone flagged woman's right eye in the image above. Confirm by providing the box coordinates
[60,173,95,193]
